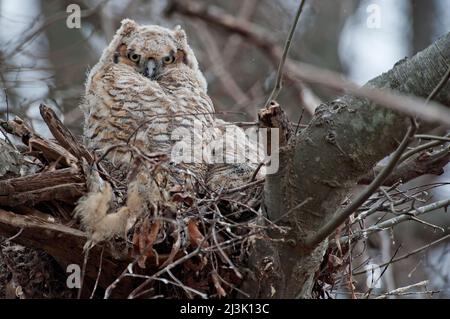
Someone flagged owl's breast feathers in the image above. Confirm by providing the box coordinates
[83,63,215,172]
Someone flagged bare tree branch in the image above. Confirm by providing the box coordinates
[264,0,307,108]
[304,121,417,249]
[353,234,450,276]
[359,144,450,185]
[167,0,450,126]
[339,198,450,245]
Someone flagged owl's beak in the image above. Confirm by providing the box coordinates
[144,59,159,80]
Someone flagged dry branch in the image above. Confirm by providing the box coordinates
[0,168,84,206]
[359,144,450,185]
[39,104,93,163]
[340,198,450,244]
[353,234,450,276]
[1,117,77,167]
[0,208,132,296]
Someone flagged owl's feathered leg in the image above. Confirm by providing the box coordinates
[75,161,132,250]
[75,159,154,250]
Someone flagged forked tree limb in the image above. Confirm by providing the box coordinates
[245,32,450,298]
[306,64,450,250]
[358,145,450,186]
[304,121,418,249]
[39,104,94,163]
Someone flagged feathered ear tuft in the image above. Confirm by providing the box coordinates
[172,25,196,68]
[86,19,139,91]
[99,19,138,65]
[172,25,208,92]
[118,19,139,37]
[173,25,187,46]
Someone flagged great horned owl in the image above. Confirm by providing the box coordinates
[82,19,213,170]
[76,19,260,249]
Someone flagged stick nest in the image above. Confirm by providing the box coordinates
[0,104,278,299]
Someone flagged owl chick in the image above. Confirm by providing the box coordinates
[76,19,216,248]
[82,19,213,167]
[76,19,261,250]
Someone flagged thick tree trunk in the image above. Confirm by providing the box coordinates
[244,32,450,298]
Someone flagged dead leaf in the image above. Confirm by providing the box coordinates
[133,219,161,268]
[172,192,194,206]
[211,271,226,297]
[328,254,343,268]
[187,219,207,248]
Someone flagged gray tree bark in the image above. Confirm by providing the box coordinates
[244,32,450,298]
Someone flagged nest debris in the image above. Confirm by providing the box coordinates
[0,104,280,299]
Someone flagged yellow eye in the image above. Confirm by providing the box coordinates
[128,52,141,63]
[163,55,175,64]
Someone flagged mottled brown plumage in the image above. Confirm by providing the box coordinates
[82,20,213,169]
[76,19,260,249]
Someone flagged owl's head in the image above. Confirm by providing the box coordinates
[106,19,206,90]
